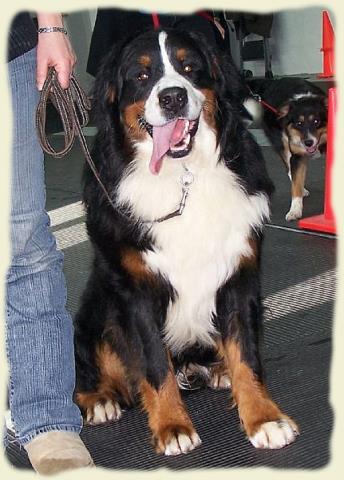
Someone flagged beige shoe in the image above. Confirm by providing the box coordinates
[24,431,94,475]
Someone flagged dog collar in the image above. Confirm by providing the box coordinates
[144,164,194,226]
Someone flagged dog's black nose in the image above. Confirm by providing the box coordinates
[304,139,314,147]
[158,87,188,114]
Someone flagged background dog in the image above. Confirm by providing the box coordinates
[74,28,298,456]
[247,77,328,221]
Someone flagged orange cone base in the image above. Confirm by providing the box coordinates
[298,214,336,234]
[318,71,334,78]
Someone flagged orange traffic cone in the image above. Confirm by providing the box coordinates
[318,10,335,78]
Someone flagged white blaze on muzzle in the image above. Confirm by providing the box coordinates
[145,31,204,126]
[144,31,205,174]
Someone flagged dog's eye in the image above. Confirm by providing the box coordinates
[137,72,149,81]
[183,65,193,74]
[295,120,304,128]
[313,118,320,126]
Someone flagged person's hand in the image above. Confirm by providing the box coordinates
[36,13,77,90]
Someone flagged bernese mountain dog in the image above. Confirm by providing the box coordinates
[74,28,299,455]
[247,77,328,221]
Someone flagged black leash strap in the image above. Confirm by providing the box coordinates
[36,67,117,210]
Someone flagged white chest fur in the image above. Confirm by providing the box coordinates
[117,118,270,353]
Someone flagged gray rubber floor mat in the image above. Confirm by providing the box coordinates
[5,338,332,470]
[4,138,335,471]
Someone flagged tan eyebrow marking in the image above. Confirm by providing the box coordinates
[139,55,152,67]
[176,48,187,62]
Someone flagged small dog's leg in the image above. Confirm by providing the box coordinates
[286,156,308,221]
[286,197,303,221]
[286,171,309,197]
[140,369,201,455]
[223,339,299,449]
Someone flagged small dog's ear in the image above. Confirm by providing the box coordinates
[277,103,290,119]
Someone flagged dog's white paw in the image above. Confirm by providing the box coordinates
[303,188,310,197]
[285,197,303,221]
[86,400,122,424]
[286,209,302,221]
[249,419,299,449]
[208,372,231,390]
[164,432,202,456]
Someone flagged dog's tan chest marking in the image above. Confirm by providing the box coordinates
[120,246,156,284]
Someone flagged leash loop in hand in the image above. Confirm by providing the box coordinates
[36,67,91,157]
[36,67,117,210]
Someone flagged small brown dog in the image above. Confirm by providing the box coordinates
[248,77,327,221]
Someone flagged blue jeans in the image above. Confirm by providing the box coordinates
[5,47,82,446]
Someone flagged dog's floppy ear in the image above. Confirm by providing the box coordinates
[277,102,291,119]
[92,43,127,130]
[213,51,247,104]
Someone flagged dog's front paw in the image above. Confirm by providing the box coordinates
[285,197,303,221]
[86,399,122,425]
[249,419,299,449]
[285,210,302,221]
[155,427,202,455]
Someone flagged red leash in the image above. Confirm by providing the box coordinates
[246,85,280,116]
[197,11,214,23]
[151,10,215,30]
[260,99,280,115]
[152,12,160,30]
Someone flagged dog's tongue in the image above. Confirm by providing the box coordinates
[150,119,186,174]
[306,145,317,154]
